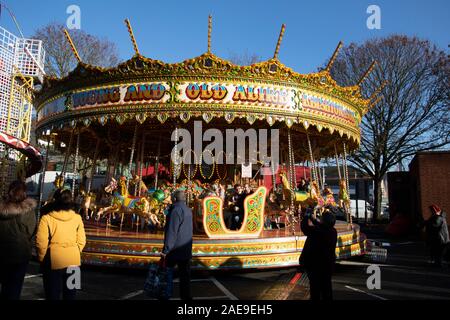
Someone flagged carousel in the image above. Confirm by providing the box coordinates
[33,17,378,269]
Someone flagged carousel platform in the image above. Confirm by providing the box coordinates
[82,221,369,270]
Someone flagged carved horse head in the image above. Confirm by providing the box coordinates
[104,177,118,194]
[278,171,291,189]
[53,174,64,189]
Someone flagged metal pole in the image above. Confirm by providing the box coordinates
[105,155,111,184]
[290,132,297,189]
[322,167,326,189]
[365,180,368,223]
[306,132,317,182]
[287,129,295,235]
[127,124,138,189]
[133,143,140,196]
[154,136,161,190]
[111,148,119,179]
[71,132,80,200]
[87,139,100,193]
[187,153,191,205]
[61,129,74,181]
[271,157,276,193]
[316,161,323,190]
[334,144,342,180]
[343,142,352,225]
[343,143,350,201]
[37,135,51,219]
[173,127,179,187]
[138,132,145,197]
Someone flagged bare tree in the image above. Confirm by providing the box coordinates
[33,22,120,78]
[228,51,262,65]
[330,35,450,220]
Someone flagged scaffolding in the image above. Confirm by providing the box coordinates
[0,25,45,194]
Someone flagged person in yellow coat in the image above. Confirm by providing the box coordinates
[36,189,86,300]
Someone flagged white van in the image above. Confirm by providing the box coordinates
[350,199,373,219]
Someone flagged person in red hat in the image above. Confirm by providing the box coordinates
[424,204,449,266]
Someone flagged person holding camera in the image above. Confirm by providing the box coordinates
[299,209,337,300]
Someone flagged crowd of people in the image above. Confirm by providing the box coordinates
[0,180,86,300]
[0,178,449,301]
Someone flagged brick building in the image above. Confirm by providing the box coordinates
[388,151,450,225]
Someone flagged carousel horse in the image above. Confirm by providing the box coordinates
[322,186,336,207]
[131,177,170,228]
[310,181,325,207]
[146,189,170,228]
[131,175,149,195]
[44,174,65,205]
[279,171,319,209]
[96,177,155,230]
[79,189,97,220]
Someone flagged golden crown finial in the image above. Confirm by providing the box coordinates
[273,24,286,59]
[207,15,212,53]
[124,18,140,55]
[368,80,388,101]
[325,41,343,72]
[63,29,82,63]
[368,96,382,109]
[358,61,378,86]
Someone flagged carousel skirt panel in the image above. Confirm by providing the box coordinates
[82,221,368,270]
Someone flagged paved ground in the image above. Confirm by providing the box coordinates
[20,225,450,300]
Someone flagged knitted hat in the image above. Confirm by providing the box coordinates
[429,204,441,214]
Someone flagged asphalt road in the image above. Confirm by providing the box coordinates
[19,228,450,300]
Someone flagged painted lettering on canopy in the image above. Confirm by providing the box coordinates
[124,84,167,102]
[73,87,120,108]
[185,83,228,101]
[232,85,288,105]
[301,94,356,124]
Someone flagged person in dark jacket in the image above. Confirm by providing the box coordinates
[424,204,449,266]
[161,190,193,300]
[299,210,337,300]
[0,180,37,300]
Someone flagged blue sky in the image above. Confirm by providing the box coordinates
[2,0,449,73]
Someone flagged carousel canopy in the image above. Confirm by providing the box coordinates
[34,18,378,161]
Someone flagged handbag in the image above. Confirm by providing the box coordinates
[143,258,174,299]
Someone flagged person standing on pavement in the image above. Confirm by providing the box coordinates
[299,210,337,300]
[0,180,37,300]
[424,204,449,267]
[36,189,86,300]
[161,190,193,300]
